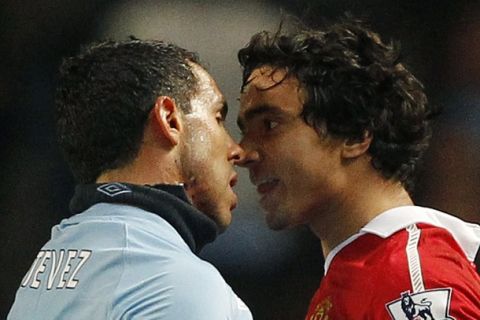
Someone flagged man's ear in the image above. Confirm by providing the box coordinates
[151,96,183,146]
[341,131,373,159]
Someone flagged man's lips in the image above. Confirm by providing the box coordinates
[229,173,239,210]
[229,173,238,188]
[230,193,238,210]
[256,178,279,195]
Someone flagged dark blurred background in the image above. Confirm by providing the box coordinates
[1,0,480,319]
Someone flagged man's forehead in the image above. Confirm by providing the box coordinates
[190,62,215,90]
[245,66,291,91]
[188,61,225,112]
[241,66,305,105]
[238,66,306,126]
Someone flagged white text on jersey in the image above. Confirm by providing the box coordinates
[21,249,92,290]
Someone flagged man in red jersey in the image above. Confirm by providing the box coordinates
[236,18,480,319]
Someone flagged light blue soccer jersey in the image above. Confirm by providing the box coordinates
[8,183,253,320]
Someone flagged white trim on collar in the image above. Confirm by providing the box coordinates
[323,206,480,275]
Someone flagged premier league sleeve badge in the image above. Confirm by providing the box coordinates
[385,288,454,320]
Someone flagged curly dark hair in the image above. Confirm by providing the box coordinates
[238,18,436,191]
[56,39,200,183]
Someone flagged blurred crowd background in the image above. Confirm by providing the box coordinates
[1,0,480,318]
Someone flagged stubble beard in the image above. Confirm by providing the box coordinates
[178,139,228,231]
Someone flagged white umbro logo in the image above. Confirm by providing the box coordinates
[97,183,132,197]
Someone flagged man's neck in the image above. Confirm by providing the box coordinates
[96,146,182,186]
[309,177,413,258]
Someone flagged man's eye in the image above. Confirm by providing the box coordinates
[265,120,279,130]
[216,114,225,124]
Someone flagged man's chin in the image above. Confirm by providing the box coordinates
[264,208,293,231]
[209,209,232,233]
[215,218,231,234]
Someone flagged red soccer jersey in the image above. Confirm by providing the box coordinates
[305,206,480,320]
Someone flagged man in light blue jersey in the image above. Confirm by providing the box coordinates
[8,39,252,319]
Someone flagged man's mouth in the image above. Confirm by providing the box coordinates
[229,173,239,210]
[256,178,280,195]
[230,193,238,210]
[229,173,238,188]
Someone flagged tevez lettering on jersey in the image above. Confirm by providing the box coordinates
[20,249,92,290]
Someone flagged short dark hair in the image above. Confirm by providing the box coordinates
[238,18,436,191]
[56,39,200,183]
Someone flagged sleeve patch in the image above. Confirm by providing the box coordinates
[386,288,455,320]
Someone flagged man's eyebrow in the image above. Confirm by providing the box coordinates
[237,104,283,131]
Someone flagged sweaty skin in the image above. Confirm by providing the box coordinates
[180,63,242,231]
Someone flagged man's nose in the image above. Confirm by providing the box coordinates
[228,140,245,163]
[234,141,260,167]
